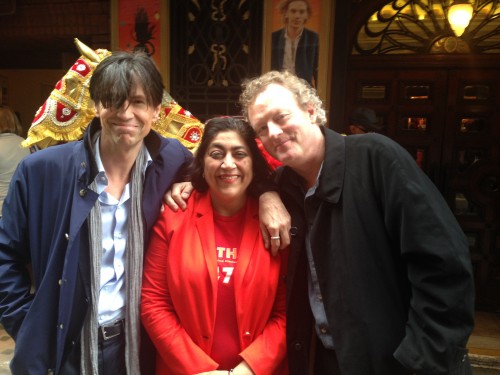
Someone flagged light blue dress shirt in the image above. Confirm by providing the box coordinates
[94,138,151,325]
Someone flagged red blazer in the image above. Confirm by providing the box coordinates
[141,191,288,375]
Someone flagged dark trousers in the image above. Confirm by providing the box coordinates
[97,331,126,375]
[59,329,126,375]
[313,335,341,375]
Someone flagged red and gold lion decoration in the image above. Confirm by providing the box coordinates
[22,38,203,152]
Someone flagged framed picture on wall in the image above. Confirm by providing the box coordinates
[262,0,333,108]
[110,0,170,87]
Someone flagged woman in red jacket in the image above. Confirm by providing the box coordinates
[141,117,288,375]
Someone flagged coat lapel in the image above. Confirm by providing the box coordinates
[194,193,219,300]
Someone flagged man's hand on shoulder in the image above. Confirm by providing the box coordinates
[259,191,291,256]
[163,182,194,212]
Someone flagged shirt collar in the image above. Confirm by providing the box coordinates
[285,27,304,41]
[93,137,153,193]
[306,161,324,197]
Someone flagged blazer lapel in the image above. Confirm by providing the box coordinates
[194,193,219,299]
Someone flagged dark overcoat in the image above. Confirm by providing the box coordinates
[279,127,474,375]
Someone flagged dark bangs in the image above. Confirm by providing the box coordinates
[89,51,164,109]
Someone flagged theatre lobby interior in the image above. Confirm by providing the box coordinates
[0,0,499,373]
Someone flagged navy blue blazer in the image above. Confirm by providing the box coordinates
[0,119,192,374]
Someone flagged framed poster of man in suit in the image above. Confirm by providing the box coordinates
[263,0,333,106]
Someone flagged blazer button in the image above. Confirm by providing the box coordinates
[65,233,69,240]
[79,189,86,197]
[294,342,302,351]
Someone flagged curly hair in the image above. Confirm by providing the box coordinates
[239,70,327,126]
[188,116,272,197]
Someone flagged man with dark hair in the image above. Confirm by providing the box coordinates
[0,51,193,374]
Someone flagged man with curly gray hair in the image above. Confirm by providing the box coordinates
[240,70,475,375]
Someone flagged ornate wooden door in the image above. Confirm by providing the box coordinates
[345,65,500,311]
[445,69,500,311]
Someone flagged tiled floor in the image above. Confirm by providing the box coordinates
[0,324,14,375]
[469,311,500,356]
[468,311,500,373]
[1,311,499,374]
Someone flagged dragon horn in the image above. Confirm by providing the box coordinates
[74,38,102,63]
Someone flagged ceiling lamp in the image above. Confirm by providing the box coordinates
[447,0,474,37]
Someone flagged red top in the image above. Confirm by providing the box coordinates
[212,209,245,369]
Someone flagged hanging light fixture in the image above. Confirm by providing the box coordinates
[447,0,474,37]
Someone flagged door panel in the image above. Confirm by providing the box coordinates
[345,69,448,182]
[445,69,500,310]
[346,68,500,310]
